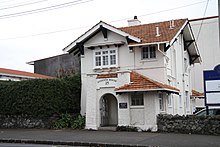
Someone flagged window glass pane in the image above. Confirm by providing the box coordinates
[95,52,101,55]
[142,47,148,59]
[110,55,116,65]
[95,56,101,66]
[103,51,108,54]
[110,50,115,54]
[150,46,156,58]
[103,55,108,65]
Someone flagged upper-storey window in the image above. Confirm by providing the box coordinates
[94,48,118,68]
[142,45,156,59]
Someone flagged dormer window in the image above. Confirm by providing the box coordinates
[142,45,156,59]
[94,48,118,69]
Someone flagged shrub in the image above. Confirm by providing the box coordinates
[0,75,81,117]
[52,113,85,129]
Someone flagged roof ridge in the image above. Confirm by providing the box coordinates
[118,18,188,29]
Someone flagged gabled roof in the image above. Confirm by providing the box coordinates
[63,21,141,53]
[191,89,204,97]
[63,19,200,64]
[0,68,54,79]
[115,71,179,94]
[119,19,187,45]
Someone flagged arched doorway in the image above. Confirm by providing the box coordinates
[100,94,118,127]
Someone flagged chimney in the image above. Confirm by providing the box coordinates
[156,26,160,37]
[169,20,175,29]
[128,16,141,26]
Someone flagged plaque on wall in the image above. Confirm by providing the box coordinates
[119,103,127,109]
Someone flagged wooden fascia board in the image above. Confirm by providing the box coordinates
[64,21,141,53]
[169,20,188,47]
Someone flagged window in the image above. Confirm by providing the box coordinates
[94,48,117,68]
[142,45,156,59]
[184,58,188,72]
[168,94,172,107]
[131,92,144,106]
[179,95,182,108]
[185,91,189,110]
[159,93,165,111]
[95,51,101,66]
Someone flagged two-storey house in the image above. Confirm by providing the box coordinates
[63,17,200,131]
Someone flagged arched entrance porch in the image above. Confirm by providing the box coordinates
[100,93,118,127]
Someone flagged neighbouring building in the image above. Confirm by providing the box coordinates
[0,67,54,81]
[63,16,201,131]
[190,16,220,111]
[27,53,80,77]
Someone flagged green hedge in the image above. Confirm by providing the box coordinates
[0,75,81,117]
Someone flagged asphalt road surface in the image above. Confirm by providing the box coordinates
[0,143,75,147]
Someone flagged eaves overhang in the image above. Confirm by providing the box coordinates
[63,21,141,54]
[165,20,201,64]
[115,88,179,95]
[182,22,201,64]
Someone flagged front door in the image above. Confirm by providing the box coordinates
[100,96,109,126]
[100,94,118,127]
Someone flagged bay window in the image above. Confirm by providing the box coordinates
[94,48,118,68]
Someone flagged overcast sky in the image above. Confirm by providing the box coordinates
[0,0,218,72]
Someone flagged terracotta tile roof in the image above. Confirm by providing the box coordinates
[119,19,187,44]
[97,73,117,79]
[191,89,204,97]
[116,71,179,93]
[0,68,54,79]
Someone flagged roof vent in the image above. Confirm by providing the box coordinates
[170,20,175,29]
[128,16,141,26]
[156,26,160,37]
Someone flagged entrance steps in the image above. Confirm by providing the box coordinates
[98,126,117,131]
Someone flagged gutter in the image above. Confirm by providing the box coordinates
[115,88,179,94]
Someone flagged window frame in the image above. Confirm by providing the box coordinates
[130,92,144,106]
[93,47,118,69]
[141,45,157,60]
[159,93,165,112]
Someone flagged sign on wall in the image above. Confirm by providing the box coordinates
[97,78,117,89]
[119,103,127,109]
[204,64,220,106]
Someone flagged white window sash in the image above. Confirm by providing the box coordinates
[93,48,118,69]
[142,45,156,60]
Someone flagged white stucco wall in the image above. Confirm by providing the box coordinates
[80,23,193,130]
[190,17,220,92]
[165,33,192,115]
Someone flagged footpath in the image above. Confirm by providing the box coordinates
[0,129,220,147]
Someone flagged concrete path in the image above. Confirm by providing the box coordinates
[0,129,220,147]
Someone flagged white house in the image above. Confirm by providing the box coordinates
[63,17,201,131]
[190,16,220,111]
[0,67,54,81]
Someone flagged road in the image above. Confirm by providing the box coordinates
[0,143,75,147]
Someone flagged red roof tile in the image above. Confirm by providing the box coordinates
[191,89,204,97]
[0,68,54,79]
[97,73,117,79]
[116,71,179,93]
[119,19,187,44]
